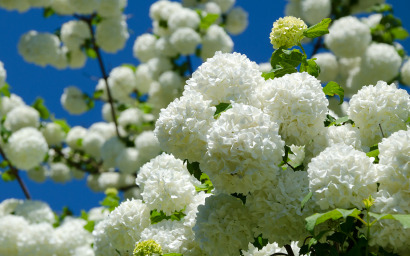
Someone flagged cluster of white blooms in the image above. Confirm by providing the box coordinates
[312,52,339,82]
[0,199,94,256]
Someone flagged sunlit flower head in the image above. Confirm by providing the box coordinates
[270,16,307,49]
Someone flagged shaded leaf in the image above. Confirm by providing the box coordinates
[301,58,320,78]
[43,7,55,18]
[369,212,410,228]
[214,103,232,119]
[301,192,313,211]
[323,81,344,104]
[305,208,362,233]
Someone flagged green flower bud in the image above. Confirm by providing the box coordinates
[270,16,307,49]
[133,239,163,256]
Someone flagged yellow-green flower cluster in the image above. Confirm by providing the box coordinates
[270,16,307,49]
[133,240,163,256]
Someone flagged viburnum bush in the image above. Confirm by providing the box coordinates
[0,0,409,255]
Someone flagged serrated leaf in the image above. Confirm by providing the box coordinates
[214,103,232,119]
[32,97,50,119]
[305,208,362,233]
[323,81,344,104]
[1,170,16,182]
[368,212,410,228]
[53,119,70,133]
[43,7,55,18]
[301,58,320,78]
[83,220,95,233]
[301,192,313,211]
[303,18,332,38]
[0,82,11,97]
[391,27,409,40]
[200,13,219,30]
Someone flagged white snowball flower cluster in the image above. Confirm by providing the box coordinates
[4,105,39,132]
[202,103,284,194]
[324,16,371,58]
[13,200,55,224]
[326,124,362,150]
[136,153,199,215]
[93,199,150,255]
[42,123,66,145]
[0,215,29,255]
[0,94,25,116]
[201,24,233,59]
[87,172,135,192]
[400,59,410,86]
[300,0,331,25]
[308,143,379,210]
[247,170,315,246]
[96,15,129,53]
[133,33,158,62]
[60,86,88,115]
[258,72,328,146]
[5,127,48,170]
[170,27,201,55]
[49,162,72,183]
[65,126,87,150]
[134,131,161,164]
[100,137,126,168]
[186,51,264,105]
[313,52,339,82]
[348,81,409,147]
[154,91,216,162]
[193,193,254,256]
[139,220,204,256]
[0,198,23,216]
[60,20,90,51]
[97,0,128,18]
[106,66,137,101]
[225,7,249,35]
[16,222,55,256]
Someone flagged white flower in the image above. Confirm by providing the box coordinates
[27,166,47,183]
[108,66,137,101]
[68,49,87,68]
[326,124,362,150]
[0,94,25,116]
[135,63,154,94]
[324,16,371,58]
[186,51,264,105]
[154,91,216,162]
[100,137,125,169]
[93,219,117,256]
[70,0,98,14]
[50,0,75,15]
[183,192,211,229]
[82,131,106,159]
[203,103,284,194]
[66,126,87,150]
[97,0,127,18]
[118,108,145,129]
[348,81,409,147]
[5,127,48,170]
[136,153,199,215]
[0,61,6,88]
[49,163,72,183]
[361,13,383,28]
[210,0,235,13]
[98,199,150,255]
[168,8,200,31]
[96,15,129,53]
[270,16,307,49]
[88,207,109,223]
[301,0,331,25]
[146,57,173,79]
[225,7,248,35]
[170,27,201,55]
[115,147,142,174]
[54,218,93,256]
[60,86,88,115]
[149,0,182,21]
[0,198,23,217]
[258,72,328,146]
[242,241,300,256]
[155,37,178,58]
[16,222,55,256]
[14,200,55,224]
[139,220,204,256]
[60,20,90,51]
[42,122,66,145]
[247,170,315,246]
[123,187,143,200]
[307,143,378,210]
[133,33,158,62]
[0,0,30,12]
[4,105,39,132]
[89,122,117,139]
[200,25,233,60]
[87,172,135,191]
[193,193,254,256]
[18,30,62,67]
[0,215,29,255]
[400,59,410,86]
[313,52,339,82]
[134,131,161,164]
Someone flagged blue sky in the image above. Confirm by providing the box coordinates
[1,0,409,214]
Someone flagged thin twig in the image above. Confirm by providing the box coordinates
[284,244,295,256]
[53,147,102,174]
[0,146,31,200]
[379,123,385,138]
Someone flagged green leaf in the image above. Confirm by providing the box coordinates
[93,89,104,99]
[0,82,11,97]
[370,3,393,13]
[195,173,214,193]
[303,18,332,38]
[186,161,202,181]
[280,49,303,67]
[1,170,16,182]
[32,97,50,119]
[323,81,344,104]
[83,220,95,233]
[305,208,362,233]
[99,192,120,212]
[214,103,232,119]
[262,71,275,80]
[391,27,409,40]
[0,160,9,168]
[335,116,353,125]
[272,66,297,78]
[53,119,70,133]
[368,213,410,228]
[200,13,219,30]
[301,192,313,211]
[43,7,55,18]
[80,210,88,220]
[150,209,186,224]
[85,48,97,59]
[121,63,137,73]
[301,58,320,78]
